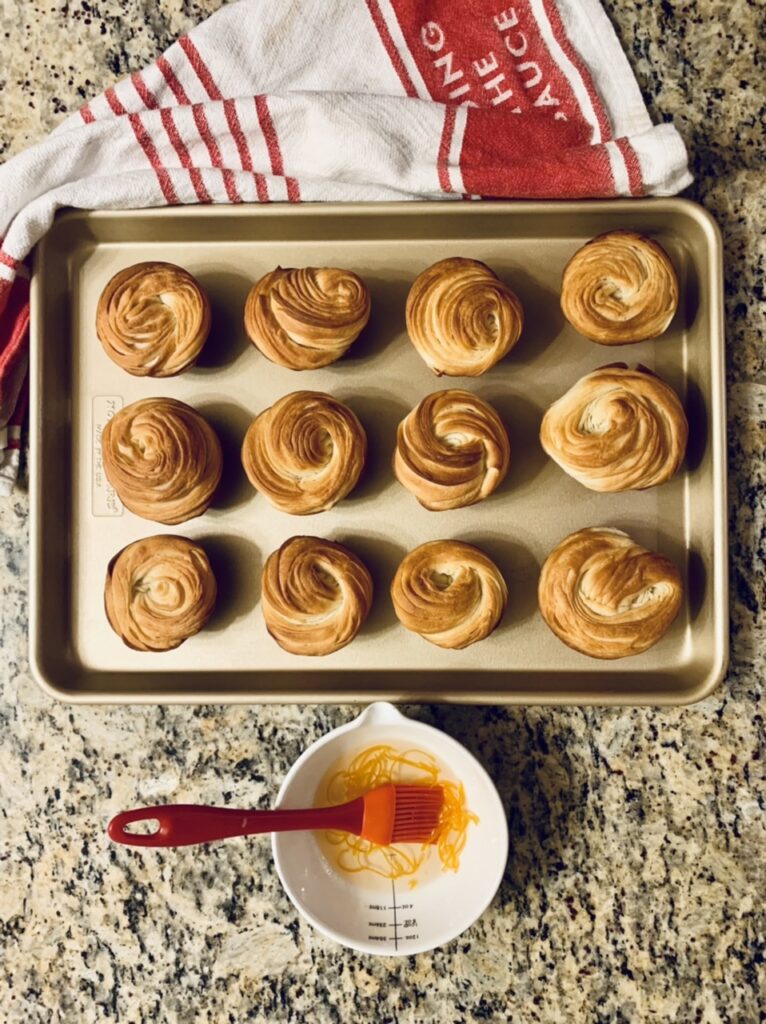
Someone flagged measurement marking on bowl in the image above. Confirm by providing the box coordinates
[366,881,419,949]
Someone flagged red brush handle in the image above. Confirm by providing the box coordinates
[108,800,364,848]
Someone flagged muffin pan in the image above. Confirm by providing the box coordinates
[29,200,727,704]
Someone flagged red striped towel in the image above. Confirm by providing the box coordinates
[0,0,690,495]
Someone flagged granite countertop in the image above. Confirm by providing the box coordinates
[1,2,764,1022]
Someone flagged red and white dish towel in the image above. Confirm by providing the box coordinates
[0,0,691,495]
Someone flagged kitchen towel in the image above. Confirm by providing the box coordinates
[0,0,691,495]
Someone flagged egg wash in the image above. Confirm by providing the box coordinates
[319,744,478,881]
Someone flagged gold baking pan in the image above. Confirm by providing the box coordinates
[29,200,727,705]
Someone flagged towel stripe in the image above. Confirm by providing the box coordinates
[0,251,21,271]
[80,104,95,123]
[178,36,222,100]
[605,140,630,196]
[157,56,192,105]
[131,72,158,110]
[105,81,182,203]
[105,87,127,117]
[130,73,211,203]
[223,97,269,202]
[540,0,611,142]
[449,105,469,196]
[160,108,212,203]
[128,113,180,204]
[177,36,245,202]
[364,0,418,98]
[157,52,242,202]
[191,103,242,203]
[616,137,644,196]
[437,106,457,193]
[254,95,300,202]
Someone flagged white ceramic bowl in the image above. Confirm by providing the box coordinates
[272,702,508,955]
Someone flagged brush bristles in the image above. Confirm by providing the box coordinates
[390,785,444,844]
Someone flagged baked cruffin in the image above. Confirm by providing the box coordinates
[102,398,222,524]
[242,391,366,514]
[538,527,683,659]
[244,266,371,369]
[105,535,217,652]
[262,536,373,655]
[391,540,508,649]
[96,261,211,376]
[394,390,510,510]
[560,231,679,344]
[405,257,523,376]
[539,364,688,491]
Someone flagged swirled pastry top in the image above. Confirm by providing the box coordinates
[394,390,510,510]
[105,535,217,652]
[242,391,366,514]
[102,398,222,524]
[538,527,682,659]
[405,257,523,376]
[391,540,508,649]
[244,267,371,370]
[262,536,373,656]
[560,231,679,344]
[96,262,211,376]
[540,364,688,492]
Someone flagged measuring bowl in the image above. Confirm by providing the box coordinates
[272,702,508,955]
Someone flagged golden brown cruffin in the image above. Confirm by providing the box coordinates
[105,535,217,652]
[96,261,211,376]
[405,257,523,376]
[262,536,373,656]
[538,527,683,659]
[244,266,371,369]
[391,540,508,649]
[540,364,688,492]
[394,390,510,510]
[560,231,679,344]
[102,398,222,524]
[242,391,366,514]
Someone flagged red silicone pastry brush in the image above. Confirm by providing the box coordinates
[108,783,445,848]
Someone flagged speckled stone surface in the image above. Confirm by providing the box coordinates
[1,2,764,1022]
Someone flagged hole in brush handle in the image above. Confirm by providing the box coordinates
[122,818,160,835]
[108,808,169,846]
